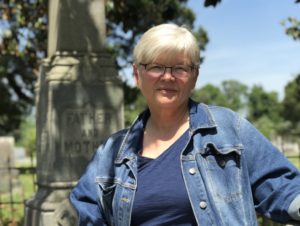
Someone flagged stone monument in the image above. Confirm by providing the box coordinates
[24,0,124,225]
[0,137,16,193]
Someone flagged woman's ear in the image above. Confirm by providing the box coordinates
[133,64,140,88]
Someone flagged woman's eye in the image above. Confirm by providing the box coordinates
[175,66,188,72]
[149,65,163,71]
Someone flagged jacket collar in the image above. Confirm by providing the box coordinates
[115,99,217,163]
[188,99,217,132]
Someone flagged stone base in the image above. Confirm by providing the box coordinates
[24,187,77,226]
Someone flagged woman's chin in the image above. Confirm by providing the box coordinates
[153,96,182,108]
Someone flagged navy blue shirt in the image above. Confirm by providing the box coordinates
[131,130,197,226]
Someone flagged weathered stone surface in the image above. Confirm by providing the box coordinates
[0,137,18,193]
[54,199,78,226]
[24,0,123,225]
[48,0,106,56]
[35,53,123,186]
[25,52,123,226]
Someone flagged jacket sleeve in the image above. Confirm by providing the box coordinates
[238,116,300,223]
[69,147,108,226]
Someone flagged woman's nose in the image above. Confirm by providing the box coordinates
[161,68,175,80]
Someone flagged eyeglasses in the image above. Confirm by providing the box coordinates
[139,63,197,78]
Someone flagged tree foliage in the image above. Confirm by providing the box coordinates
[191,80,300,139]
[0,0,47,135]
[282,17,300,41]
[203,0,222,7]
[248,85,282,123]
[0,0,209,134]
[17,116,36,156]
[283,1,300,41]
[192,84,227,106]
[192,80,248,112]
[220,80,248,111]
[282,74,300,125]
[247,85,284,138]
[106,0,201,68]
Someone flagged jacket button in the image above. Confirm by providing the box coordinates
[199,201,207,209]
[189,168,197,175]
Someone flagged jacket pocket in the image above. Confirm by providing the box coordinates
[201,145,242,203]
[96,178,116,226]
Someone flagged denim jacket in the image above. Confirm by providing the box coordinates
[70,100,300,226]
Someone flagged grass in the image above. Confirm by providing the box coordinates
[0,162,36,226]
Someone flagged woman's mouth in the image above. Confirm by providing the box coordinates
[158,87,177,94]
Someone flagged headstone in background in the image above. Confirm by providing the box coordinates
[272,136,299,155]
[14,147,26,160]
[24,0,124,225]
[0,137,20,193]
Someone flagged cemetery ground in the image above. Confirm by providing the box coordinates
[0,157,36,226]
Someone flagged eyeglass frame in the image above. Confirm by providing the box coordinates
[139,63,199,78]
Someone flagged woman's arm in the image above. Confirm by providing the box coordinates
[238,116,300,223]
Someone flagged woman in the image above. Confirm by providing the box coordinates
[70,24,300,226]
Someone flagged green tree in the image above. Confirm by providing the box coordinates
[192,84,227,106]
[220,80,248,111]
[243,85,284,138]
[192,80,248,113]
[0,0,209,134]
[248,85,282,123]
[17,116,36,156]
[0,1,46,135]
[282,17,300,41]
[253,115,278,139]
[282,74,300,129]
[282,0,300,42]
[203,0,221,7]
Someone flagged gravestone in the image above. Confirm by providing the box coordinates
[24,0,124,225]
[0,137,15,193]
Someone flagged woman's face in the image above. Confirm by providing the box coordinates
[133,53,198,110]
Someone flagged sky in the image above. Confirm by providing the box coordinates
[187,0,300,99]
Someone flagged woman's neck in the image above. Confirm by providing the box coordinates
[141,103,189,158]
[145,103,189,140]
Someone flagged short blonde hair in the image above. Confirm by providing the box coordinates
[133,23,200,66]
